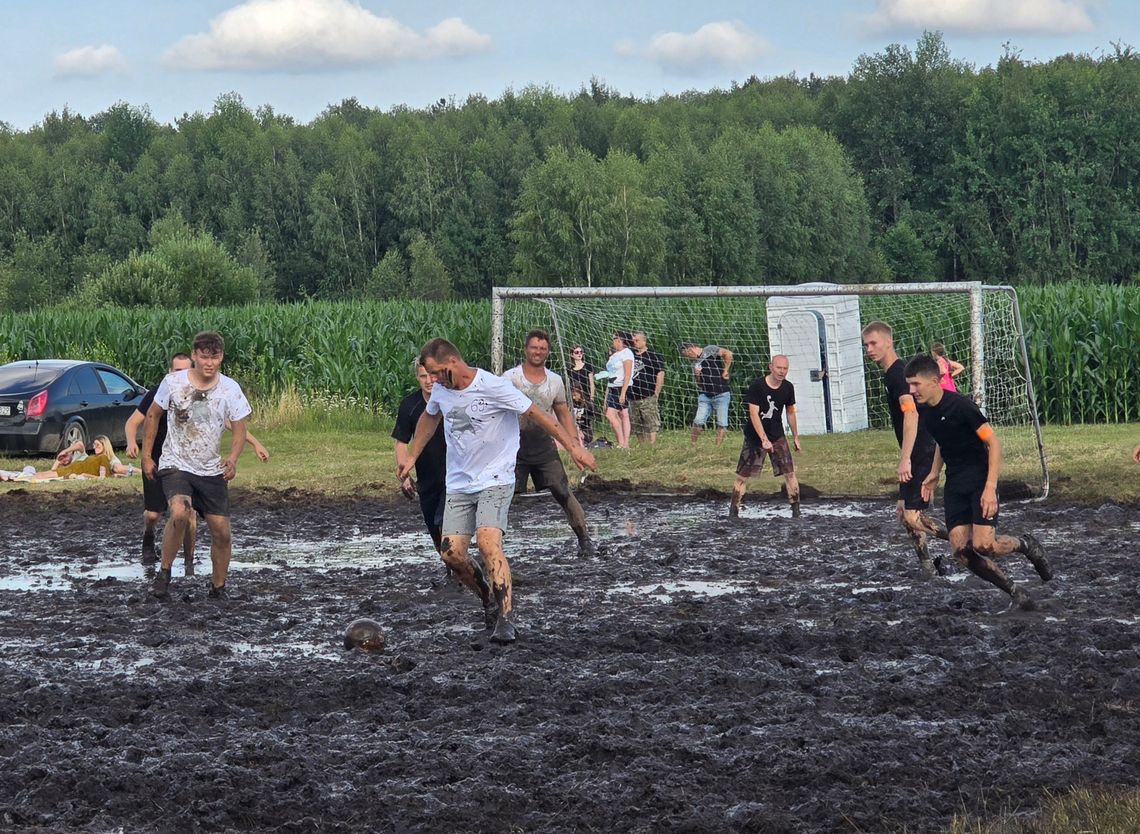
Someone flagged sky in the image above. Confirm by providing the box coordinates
[2,0,1135,130]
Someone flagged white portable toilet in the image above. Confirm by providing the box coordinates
[766,284,868,435]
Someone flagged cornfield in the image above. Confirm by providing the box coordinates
[0,285,1137,426]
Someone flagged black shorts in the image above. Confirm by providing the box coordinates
[158,469,231,518]
[898,456,934,511]
[418,484,446,545]
[142,470,167,513]
[943,477,996,529]
[604,388,627,411]
[515,457,569,494]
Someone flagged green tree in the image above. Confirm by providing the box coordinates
[408,234,451,301]
[366,249,408,299]
[879,221,937,281]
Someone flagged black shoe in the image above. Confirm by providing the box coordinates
[933,555,951,577]
[576,539,597,558]
[1010,587,1036,611]
[1020,534,1053,581]
[791,502,801,519]
[151,568,171,600]
[728,503,740,519]
[207,582,227,599]
[490,614,517,644]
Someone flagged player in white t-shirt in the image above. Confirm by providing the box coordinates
[503,329,595,558]
[398,338,597,644]
[142,331,252,602]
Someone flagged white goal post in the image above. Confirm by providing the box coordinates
[491,282,1049,498]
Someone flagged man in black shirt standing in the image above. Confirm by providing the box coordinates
[905,354,1053,609]
[628,330,665,445]
[730,355,802,518]
[393,359,448,556]
[862,321,949,576]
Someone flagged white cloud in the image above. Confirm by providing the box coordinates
[865,0,1095,34]
[53,45,127,79]
[163,0,491,71]
[618,21,770,73]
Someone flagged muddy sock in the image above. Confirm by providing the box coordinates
[963,547,1015,595]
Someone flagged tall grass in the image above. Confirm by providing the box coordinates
[1,286,1137,426]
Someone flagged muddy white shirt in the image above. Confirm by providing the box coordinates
[155,370,252,477]
[426,368,533,494]
[503,364,567,465]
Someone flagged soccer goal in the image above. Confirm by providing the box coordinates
[491,282,1049,498]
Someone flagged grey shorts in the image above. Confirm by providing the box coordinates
[442,484,514,536]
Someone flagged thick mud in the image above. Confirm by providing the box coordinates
[0,486,1137,834]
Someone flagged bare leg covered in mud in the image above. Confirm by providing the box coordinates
[476,527,516,643]
[546,477,594,557]
[949,525,1039,610]
[439,534,494,621]
[899,503,949,576]
[152,496,192,599]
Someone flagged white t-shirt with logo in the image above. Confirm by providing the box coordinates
[426,368,534,494]
[155,370,252,477]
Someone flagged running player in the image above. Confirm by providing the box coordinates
[862,322,949,576]
[398,338,596,643]
[729,355,802,519]
[503,330,596,558]
[904,354,1053,609]
[142,331,253,600]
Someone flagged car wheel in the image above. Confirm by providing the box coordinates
[61,420,87,453]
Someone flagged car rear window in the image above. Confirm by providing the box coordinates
[0,365,66,391]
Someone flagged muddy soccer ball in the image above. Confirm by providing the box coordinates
[343,618,386,651]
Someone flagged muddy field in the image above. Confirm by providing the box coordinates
[0,485,1137,834]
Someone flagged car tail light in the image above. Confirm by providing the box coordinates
[26,389,48,419]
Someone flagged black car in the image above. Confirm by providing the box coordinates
[0,360,148,455]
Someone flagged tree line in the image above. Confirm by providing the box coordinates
[1,32,1138,310]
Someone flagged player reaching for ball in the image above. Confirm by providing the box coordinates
[904,354,1053,609]
[398,338,596,644]
[862,321,950,576]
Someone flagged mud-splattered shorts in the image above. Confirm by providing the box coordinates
[736,437,794,478]
[442,484,514,535]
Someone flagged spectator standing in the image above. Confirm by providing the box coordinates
[604,332,635,449]
[680,342,733,446]
[628,330,665,445]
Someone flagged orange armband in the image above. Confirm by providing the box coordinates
[899,400,916,414]
[976,425,994,442]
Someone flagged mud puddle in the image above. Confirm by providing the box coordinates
[0,489,1137,834]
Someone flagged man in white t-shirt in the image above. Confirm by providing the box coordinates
[503,329,595,558]
[142,331,252,602]
[398,338,597,644]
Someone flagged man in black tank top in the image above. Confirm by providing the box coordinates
[862,322,949,576]
[905,354,1053,610]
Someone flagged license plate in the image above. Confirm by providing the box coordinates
[0,405,10,416]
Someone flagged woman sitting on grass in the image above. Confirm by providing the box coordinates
[28,435,131,481]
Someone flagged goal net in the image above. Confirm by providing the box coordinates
[491,283,1048,498]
